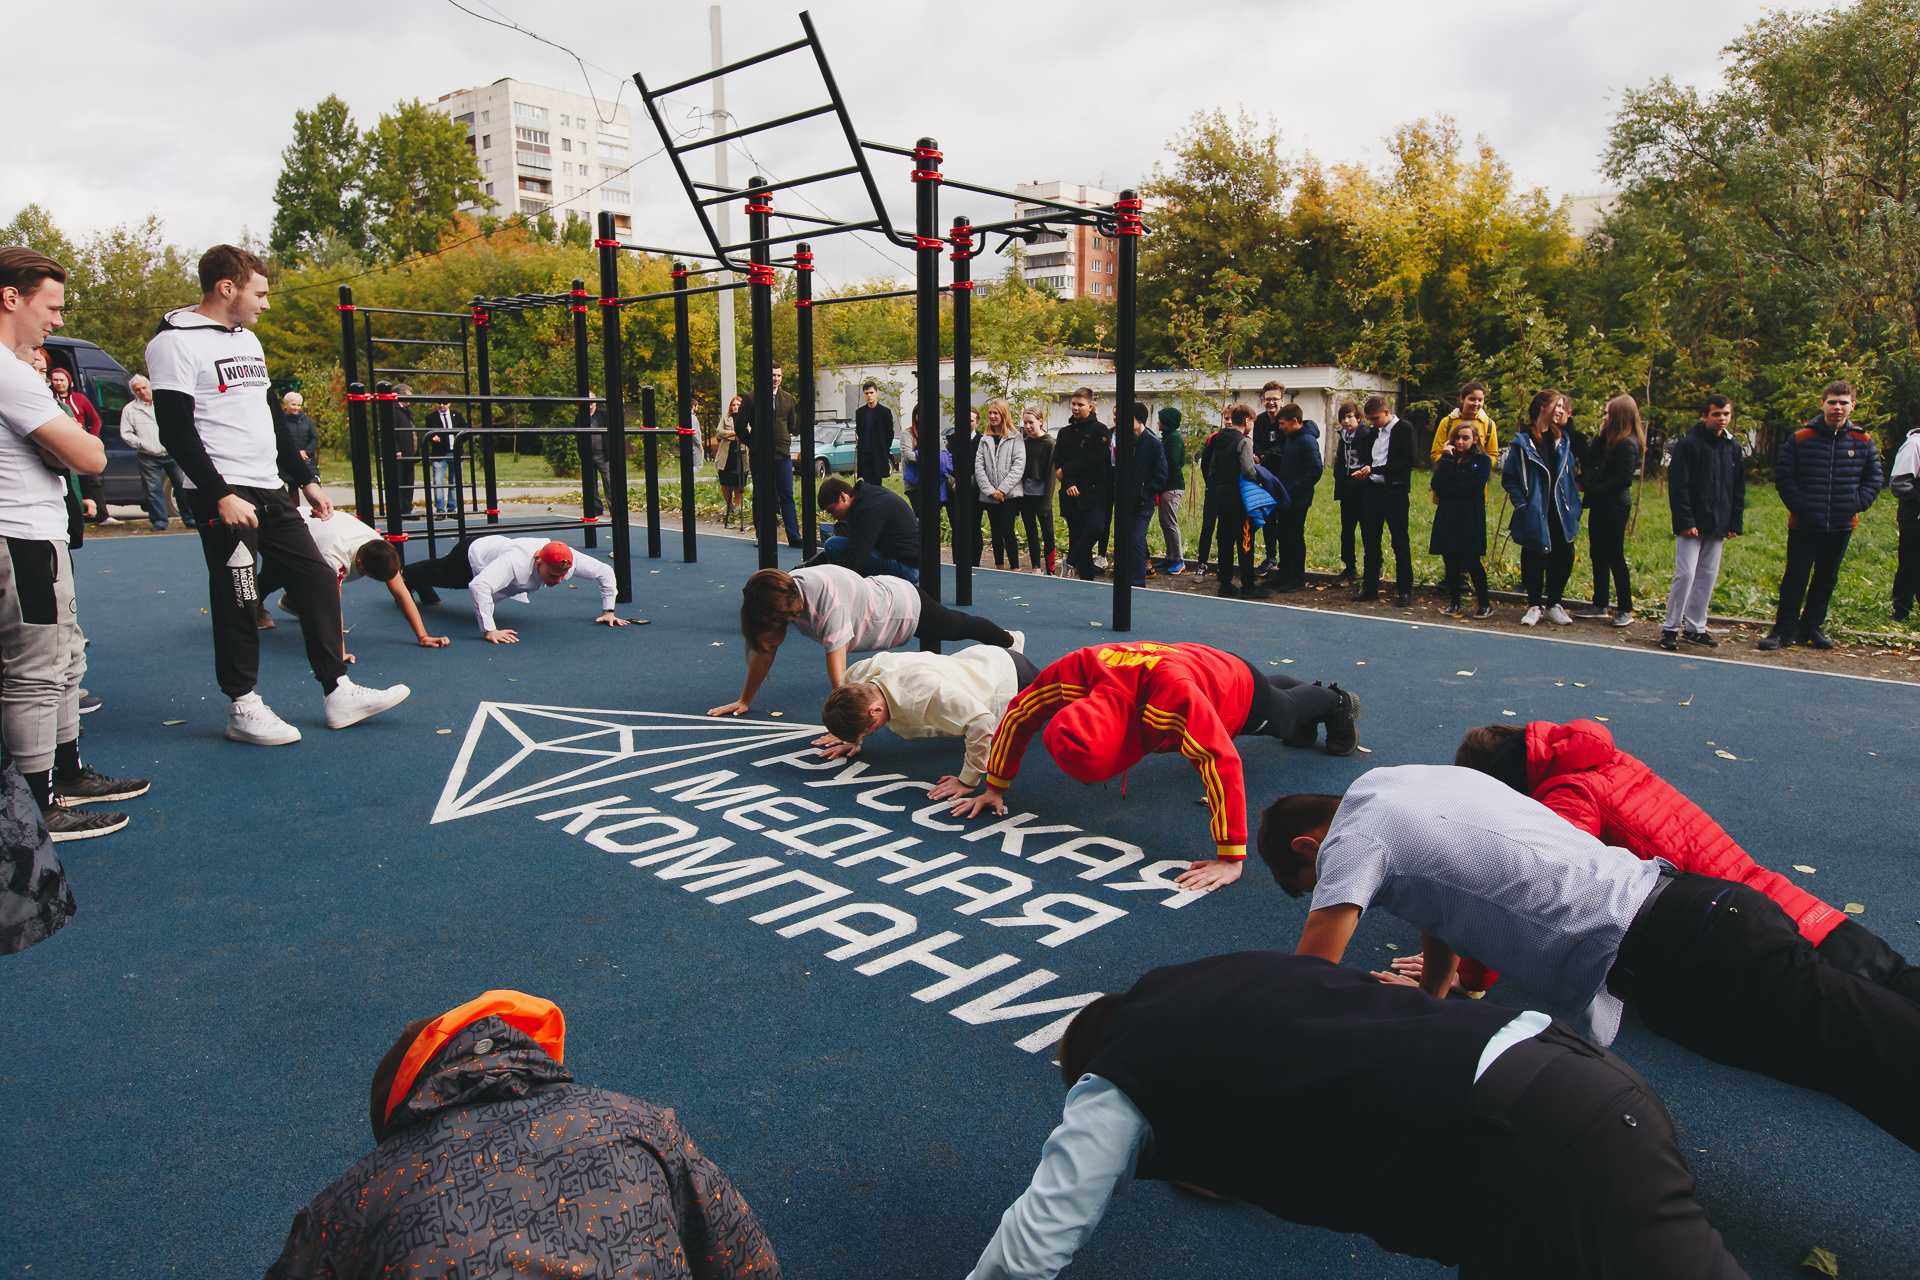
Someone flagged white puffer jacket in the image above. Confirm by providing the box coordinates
[975,433,1026,503]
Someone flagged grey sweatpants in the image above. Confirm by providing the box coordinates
[0,538,85,772]
[1155,488,1185,563]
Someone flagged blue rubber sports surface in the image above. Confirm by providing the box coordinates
[2,530,1915,1278]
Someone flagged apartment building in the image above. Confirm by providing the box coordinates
[1011,182,1165,301]
[430,79,635,238]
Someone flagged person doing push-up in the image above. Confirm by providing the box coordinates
[401,535,624,643]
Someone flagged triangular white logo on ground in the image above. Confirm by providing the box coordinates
[432,702,823,823]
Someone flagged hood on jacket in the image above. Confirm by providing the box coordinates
[1044,685,1144,783]
[1524,719,1615,792]
[371,990,571,1143]
[155,305,242,335]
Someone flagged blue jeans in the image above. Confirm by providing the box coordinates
[824,536,919,584]
[1130,507,1155,585]
[430,459,454,514]
[137,453,194,529]
[770,457,801,543]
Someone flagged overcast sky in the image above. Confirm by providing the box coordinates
[4,0,1807,290]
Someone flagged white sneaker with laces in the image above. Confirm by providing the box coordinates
[1520,605,1543,627]
[1008,630,1026,654]
[227,692,301,745]
[1546,605,1574,625]
[323,676,412,729]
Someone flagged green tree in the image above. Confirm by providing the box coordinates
[362,100,485,262]
[1,204,197,372]
[270,95,367,262]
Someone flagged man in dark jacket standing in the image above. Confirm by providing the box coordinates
[853,380,894,486]
[424,398,469,517]
[1053,388,1112,580]
[739,362,801,547]
[816,475,920,581]
[1124,403,1167,587]
[1660,395,1745,651]
[1268,404,1323,591]
[1356,395,1415,605]
[1251,381,1291,573]
[1332,402,1364,583]
[264,990,782,1280]
[1208,404,1268,598]
[1760,381,1882,650]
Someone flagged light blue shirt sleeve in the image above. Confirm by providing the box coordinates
[966,1075,1149,1280]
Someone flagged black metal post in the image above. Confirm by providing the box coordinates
[375,380,404,548]
[641,385,662,560]
[1113,191,1143,632]
[796,242,817,557]
[673,263,698,563]
[571,277,598,550]
[338,286,373,519]
[913,137,942,649]
[747,177,779,570]
[363,314,384,519]
[474,297,499,525]
[598,215,632,602]
[950,215,974,607]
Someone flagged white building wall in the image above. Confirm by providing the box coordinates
[430,79,634,237]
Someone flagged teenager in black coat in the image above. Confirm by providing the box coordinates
[1429,418,1494,618]
[1577,396,1645,626]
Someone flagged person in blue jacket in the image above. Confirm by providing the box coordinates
[1431,418,1494,618]
[1265,404,1323,591]
[1123,402,1167,587]
[1759,381,1882,651]
[1501,389,1583,626]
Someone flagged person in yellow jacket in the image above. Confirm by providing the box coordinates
[1429,380,1500,463]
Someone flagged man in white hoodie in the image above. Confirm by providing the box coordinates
[145,245,409,745]
[1890,422,1920,621]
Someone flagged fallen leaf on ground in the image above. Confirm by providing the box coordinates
[162,719,184,726]
[1801,1244,1839,1276]
[1501,710,1517,717]
[1596,716,1610,721]
[1573,681,1586,687]
[711,641,725,646]
[1713,749,1750,760]
[1844,903,1866,914]
[1281,658,1293,663]
[770,711,784,717]
[1679,694,1693,706]
[1793,865,1817,874]
[436,729,452,735]
[1356,746,1373,753]
[1356,660,1367,665]
[1457,670,1475,677]
[1384,943,1398,951]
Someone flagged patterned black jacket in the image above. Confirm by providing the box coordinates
[263,1015,781,1280]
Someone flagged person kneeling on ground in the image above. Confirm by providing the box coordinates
[260,509,449,651]
[967,951,1746,1280]
[1441,719,1920,1005]
[815,643,1042,801]
[810,475,919,581]
[1264,766,1920,1152]
[708,564,1019,716]
[263,990,782,1280]
[402,535,624,644]
[948,641,1359,891]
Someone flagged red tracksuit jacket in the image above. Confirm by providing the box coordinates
[984,641,1255,860]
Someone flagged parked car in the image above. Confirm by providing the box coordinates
[790,417,901,478]
[42,336,142,505]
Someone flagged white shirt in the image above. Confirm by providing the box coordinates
[844,646,1019,786]
[1310,765,1663,1044]
[466,535,616,632]
[0,353,74,542]
[303,512,383,585]
[1368,416,1398,481]
[143,306,281,490]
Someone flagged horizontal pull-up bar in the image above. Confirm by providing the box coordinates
[372,365,467,378]
[939,175,1119,222]
[616,278,749,304]
[859,138,917,159]
[382,394,599,406]
[644,35,811,98]
[808,285,951,308]
[673,103,837,155]
[371,336,468,349]
[694,164,861,207]
[353,305,472,320]
[616,241,722,261]
[719,219,882,254]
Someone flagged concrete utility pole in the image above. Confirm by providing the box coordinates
[711,5,736,419]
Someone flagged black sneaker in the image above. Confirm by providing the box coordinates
[1800,628,1835,650]
[1284,682,1324,748]
[1757,632,1787,651]
[1395,591,1413,608]
[1659,630,1681,651]
[53,767,151,804]
[1681,629,1719,649]
[1471,603,1496,620]
[1572,604,1612,619]
[1323,685,1362,756]
[78,694,102,714]
[42,805,129,842]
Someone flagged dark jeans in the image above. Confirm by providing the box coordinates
[189,486,348,699]
[1773,526,1852,635]
[1520,524,1575,607]
[1128,507,1154,585]
[1062,495,1110,579]
[912,587,1014,652]
[392,459,415,515]
[947,498,985,568]
[822,536,918,584]
[1894,521,1919,616]
[986,502,1021,569]
[1361,488,1411,595]
[1016,494,1054,568]
[1237,657,1341,739]
[1817,917,1920,1007]
[401,536,478,602]
[1338,494,1361,574]
[1268,503,1310,585]
[136,454,194,529]
[856,449,889,487]
[1196,488,1219,570]
[1459,1023,1747,1279]
[1443,553,1489,607]
[1214,500,1255,591]
[1610,872,1920,1151]
[767,457,802,544]
[1587,504,1632,612]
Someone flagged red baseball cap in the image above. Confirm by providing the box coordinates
[535,541,574,568]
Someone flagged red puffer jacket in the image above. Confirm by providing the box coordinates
[1526,719,1843,944]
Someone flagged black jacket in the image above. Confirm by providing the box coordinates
[1333,428,1365,502]
[1428,451,1491,557]
[1125,428,1168,507]
[264,1014,781,1280]
[854,402,894,455]
[422,408,468,459]
[1274,422,1324,506]
[1581,435,1640,512]
[737,387,796,453]
[839,481,921,572]
[1776,414,1883,532]
[1252,412,1288,471]
[1667,422,1746,538]
[1054,414,1113,510]
[1355,417,1415,495]
[283,412,321,461]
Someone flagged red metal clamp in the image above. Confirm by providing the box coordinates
[794,299,814,308]
[1114,197,1144,236]
[593,238,619,247]
[911,169,943,182]
[471,307,490,326]
[913,236,945,251]
[913,146,943,161]
[747,264,778,287]
[344,393,371,402]
[336,303,356,312]
[670,268,688,279]
[793,249,815,270]
[599,297,621,306]
[384,533,410,543]
[373,392,399,400]
[745,202,774,215]
[484,508,500,516]
[949,280,975,290]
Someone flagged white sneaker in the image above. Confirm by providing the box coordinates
[227,692,301,745]
[1029,566,1045,576]
[1094,554,1110,570]
[1520,605,1543,627]
[323,676,411,729]
[1008,630,1026,654]
[1546,605,1574,626]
